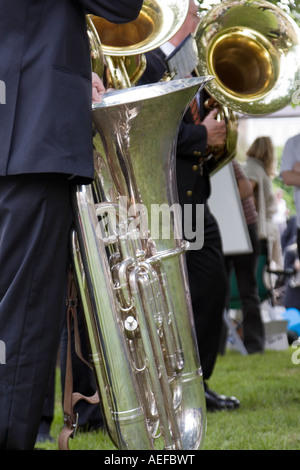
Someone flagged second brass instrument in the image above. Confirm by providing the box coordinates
[194,0,300,174]
[89,0,189,88]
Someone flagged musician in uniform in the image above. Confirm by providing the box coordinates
[138,0,240,411]
[0,0,143,450]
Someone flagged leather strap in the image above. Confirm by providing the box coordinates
[58,268,100,450]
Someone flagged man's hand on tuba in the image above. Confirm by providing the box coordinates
[92,72,114,103]
[202,108,226,148]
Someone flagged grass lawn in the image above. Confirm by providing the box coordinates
[38,346,300,451]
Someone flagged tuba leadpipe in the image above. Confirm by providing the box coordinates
[70,77,211,450]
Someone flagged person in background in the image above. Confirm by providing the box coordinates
[0,0,143,450]
[280,132,300,260]
[224,159,265,354]
[138,0,240,412]
[281,215,297,257]
[273,188,289,236]
[244,136,283,270]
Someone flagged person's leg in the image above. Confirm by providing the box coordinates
[297,228,300,260]
[232,224,265,354]
[0,174,71,449]
[186,206,227,381]
[186,205,240,411]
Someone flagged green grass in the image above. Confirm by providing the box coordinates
[38,347,300,451]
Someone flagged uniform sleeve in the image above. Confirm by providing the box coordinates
[177,121,207,157]
[80,0,143,23]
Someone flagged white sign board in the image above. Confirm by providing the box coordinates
[209,162,252,255]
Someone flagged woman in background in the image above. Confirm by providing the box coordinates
[244,136,283,269]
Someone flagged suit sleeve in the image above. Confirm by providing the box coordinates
[177,121,207,157]
[80,0,143,23]
[138,51,168,84]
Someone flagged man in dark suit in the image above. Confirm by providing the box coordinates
[0,0,142,450]
[138,0,240,412]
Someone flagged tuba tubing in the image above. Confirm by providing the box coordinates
[70,77,211,450]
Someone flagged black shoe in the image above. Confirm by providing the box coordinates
[204,383,240,412]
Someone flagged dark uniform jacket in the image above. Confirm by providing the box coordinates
[0,0,143,183]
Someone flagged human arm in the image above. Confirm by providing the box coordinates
[232,160,254,200]
[281,169,300,187]
[280,137,300,187]
[177,108,226,157]
[238,177,254,199]
[81,0,143,23]
[202,108,226,147]
[281,161,300,187]
[232,159,254,201]
[92,72,114,103]
[92,72,106,103]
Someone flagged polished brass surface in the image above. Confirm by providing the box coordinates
[193,0,300,174]
[195,0,300,115]
[88,0,189,87]
[71,78,210,450]
[86,15,104,79]
[90,0,189,56]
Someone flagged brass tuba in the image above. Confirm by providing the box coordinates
[65,0,209,451]
[88,0,190,88]
[70,77,211,450]
[194,0,300,174]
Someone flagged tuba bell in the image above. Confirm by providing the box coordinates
[88,0,189,88]
[70,77,211,450]
[194,0,300,174]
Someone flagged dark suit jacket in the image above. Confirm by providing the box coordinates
[138,47,211,209]
[0,0,142,183]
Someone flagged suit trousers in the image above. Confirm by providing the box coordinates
[0,174,72,449]
[186,204,228,381]
[225,223,265,353]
